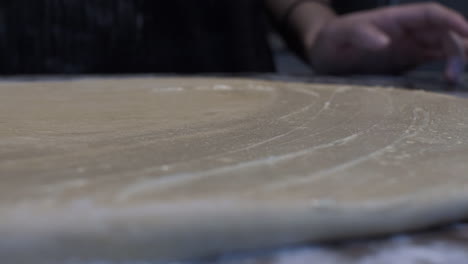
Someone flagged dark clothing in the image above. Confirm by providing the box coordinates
[332,0,383,14]
[0,0,275,74]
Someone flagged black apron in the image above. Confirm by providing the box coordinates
[0,0,275,74]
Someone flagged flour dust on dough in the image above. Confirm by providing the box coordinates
[1,77,468,263]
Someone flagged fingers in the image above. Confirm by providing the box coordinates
[351,24,390,51]
[423,3,468,37]
[311,3,468,76]
[443,32,467,84]
[444,53,466,84]
[372,3,468,80]
[390,3,468,37]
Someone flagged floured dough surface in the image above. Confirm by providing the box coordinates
[1,77,468,263]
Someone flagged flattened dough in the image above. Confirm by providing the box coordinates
[1,77,468,263]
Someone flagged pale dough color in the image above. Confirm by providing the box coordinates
[1,77,468,263]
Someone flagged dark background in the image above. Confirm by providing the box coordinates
[2,0,467,75]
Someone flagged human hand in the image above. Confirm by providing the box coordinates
[308,3,468,82]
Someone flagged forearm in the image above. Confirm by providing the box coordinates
[264,0,336,59]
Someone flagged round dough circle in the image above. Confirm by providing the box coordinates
[1,77,468,263]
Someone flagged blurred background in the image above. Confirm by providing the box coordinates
[274,0,468,74]
[2,0,468,75]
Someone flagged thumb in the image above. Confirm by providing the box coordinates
[351,24,390,51]
[444,56,465,84]
[443,31,466,84]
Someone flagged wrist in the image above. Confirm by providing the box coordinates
[285,1,336,61]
